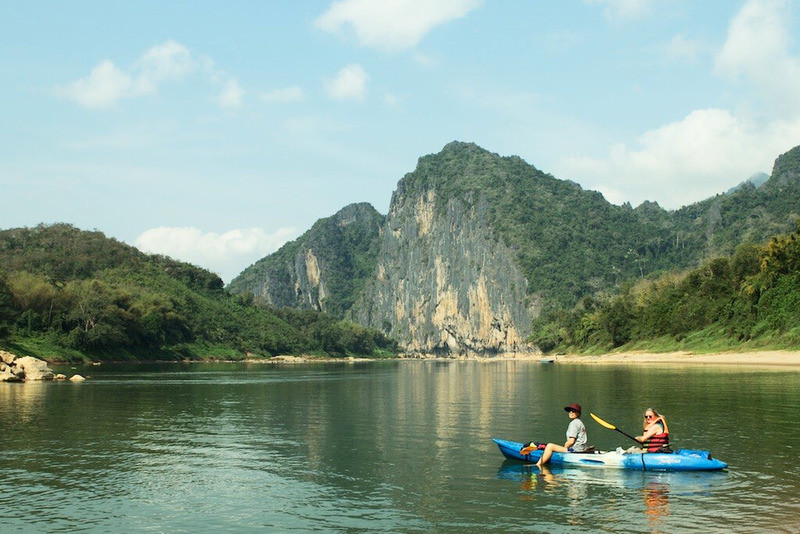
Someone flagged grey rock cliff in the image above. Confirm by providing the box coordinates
[354,158,534,356]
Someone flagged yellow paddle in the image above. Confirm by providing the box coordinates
[590,412,641,445]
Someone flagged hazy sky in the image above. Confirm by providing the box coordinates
[3,1,800,282]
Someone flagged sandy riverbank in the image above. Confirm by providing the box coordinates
[545,350,800,367]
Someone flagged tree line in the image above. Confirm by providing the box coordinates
[530,222,800,353]
[0,224,397,361]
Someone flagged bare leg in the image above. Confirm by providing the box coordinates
[536,443,568,467]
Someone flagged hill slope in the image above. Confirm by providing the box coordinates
[230,142,800,355]
[0,224,396,360]
[228,203,384,316]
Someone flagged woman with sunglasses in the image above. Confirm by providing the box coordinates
[535,403,588,467]
[635,408,670,452]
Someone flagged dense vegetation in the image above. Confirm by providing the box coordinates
[0,224,397,361]
[530,222,800,353]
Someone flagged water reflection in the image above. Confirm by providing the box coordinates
[497,463,588,501]
[643,478,669,527]
[2,361,797,532]
[495,460,735,529]
[1,381,49,426]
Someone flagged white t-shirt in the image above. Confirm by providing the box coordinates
[567,418,588,452]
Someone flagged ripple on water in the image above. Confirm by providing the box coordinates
[3,362,800,532]
[490,461,799,532]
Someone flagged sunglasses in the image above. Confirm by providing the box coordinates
[645,415,655,419]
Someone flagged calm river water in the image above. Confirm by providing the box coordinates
[2,360,799,532]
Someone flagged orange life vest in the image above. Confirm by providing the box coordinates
[643,416,669,452]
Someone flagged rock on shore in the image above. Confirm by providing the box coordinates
[0,351,55,381]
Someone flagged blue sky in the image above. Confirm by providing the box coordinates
[3,0,800,282]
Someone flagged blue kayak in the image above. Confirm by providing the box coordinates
[493,438,727,472]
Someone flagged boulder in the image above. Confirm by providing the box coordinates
[0,368,23,382]
[0,350,16,365]
[13,356,55,381]
[54,374,67,380]
[69,374,86,382]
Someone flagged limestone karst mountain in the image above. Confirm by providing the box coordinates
[230,142,800,356]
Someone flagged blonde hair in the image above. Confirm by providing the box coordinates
[644,407,662,427]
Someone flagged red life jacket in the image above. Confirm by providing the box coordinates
[643,416,669,452]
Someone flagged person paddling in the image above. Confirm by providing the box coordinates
[634,407,670,453]
[535,403,588,468]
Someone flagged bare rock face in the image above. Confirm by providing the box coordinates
[0,350,16,366]
[0,365,22,382]
[0,351,23,381]
[355,185,535,356]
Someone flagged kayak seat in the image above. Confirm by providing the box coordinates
[576,446,596,453]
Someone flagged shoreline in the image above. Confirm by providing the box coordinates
[545,350,800,368]
[258,350,800,368]
[12,349,800,369]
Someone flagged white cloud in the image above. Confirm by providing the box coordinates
[134,226,299,282]
[135,40,196,94]
[218,78,245,108]
[57,40,241,110]
[557,109,800,209]
[261,86,306,104]
[555,1,800,210]
[315,0,480,52]
[323,63,369,100]
[586,0,651,23]
[55,60,133,109]
[715,0,800,115]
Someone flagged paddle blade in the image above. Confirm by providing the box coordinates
[590,412,617,430]
[519,445,536,455]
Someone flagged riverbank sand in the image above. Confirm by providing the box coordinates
[547,350,800,367]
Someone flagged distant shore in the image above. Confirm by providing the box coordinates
[10,349,799,368]
[543,350,800,368]
[253,350,800,367]
[287,350,800,368]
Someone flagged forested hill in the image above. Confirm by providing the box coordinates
[530,221,800,353]
[409,142,800,311]
[228,203,384,317]
[0,224,397,361]
[387,141,695,310]
[236,142,800,315]
[229,141,800,355]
